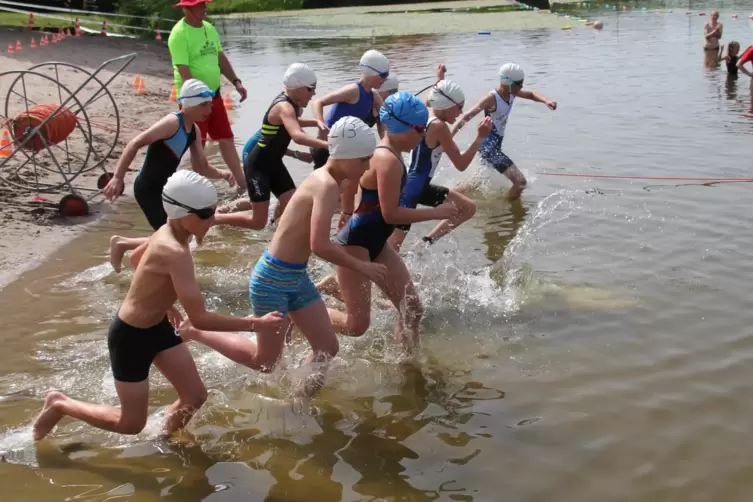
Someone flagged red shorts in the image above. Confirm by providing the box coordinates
[195,93,234,144]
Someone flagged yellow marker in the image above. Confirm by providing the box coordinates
[562,26,572,30]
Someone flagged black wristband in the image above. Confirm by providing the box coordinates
[232,79,242,86]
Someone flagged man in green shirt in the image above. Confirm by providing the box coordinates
[169,0,247,187]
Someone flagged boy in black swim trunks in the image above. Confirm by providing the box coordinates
[33,171,283,441]
[213,63,329,230]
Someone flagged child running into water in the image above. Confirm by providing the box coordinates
[327,92,457,353]
[213,63,328,230]
[106,79,235,272]
[452,63,557,201]
[180,117,386,399]
[388,79,492,252]
[33,171,283,440]
[722,41,741,77]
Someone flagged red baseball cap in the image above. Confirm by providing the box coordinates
[174,0,210,7]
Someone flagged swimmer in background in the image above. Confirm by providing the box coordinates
[452,63,557,201]
[217,113,317,216]
[213,63,329,230]
[703,11,723,64]
[180,117,385,400]
[106,79,235,273]
[327,92,457,353]
[33,171,283,441]
[722,41,741,77]
[388,79,492,252]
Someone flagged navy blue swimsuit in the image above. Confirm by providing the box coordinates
[335,146,407,261]
[312,82,376,169]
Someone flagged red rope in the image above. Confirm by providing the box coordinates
[11,105,77,151]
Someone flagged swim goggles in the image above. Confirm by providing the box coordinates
[502,77,524,88]
[161,194,216,219]
[383,103,426,134]
[178,89,216,101]
[360,64,390,79]
[433,86,464,111]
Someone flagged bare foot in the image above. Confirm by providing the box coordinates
[109,235,126,273]
[33,391,67,440]
[316,274,342,301]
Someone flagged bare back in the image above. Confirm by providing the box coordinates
[118,226,187,328]
[268,168,340,264]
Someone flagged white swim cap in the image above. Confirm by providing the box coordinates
[283,63,317,90]
[359,50,390,77]
[499,63,525,84]
[328,116,377,160]
[428,80,465,110]
[162,170,217,220]
[378,74,399,93]
[178,79,214,108]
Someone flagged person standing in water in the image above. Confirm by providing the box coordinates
[180,117,387,400]
[703,11,723,64]
[452,63,557,201]
[168,0,246,187]
[722,41,741,77]
[213,63,329,230]
[388,80,493,252]
[327,92,457,353]
[33,171,284,441]
[105,79,234,272]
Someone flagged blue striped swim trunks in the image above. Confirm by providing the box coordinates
[249,250,321,316]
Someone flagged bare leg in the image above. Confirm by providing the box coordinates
[109,236,148,273]
[373,245,423,353]
[34,381,150,440]
[218,198,252,214]
[182,319,289,373]
[288,299,339,398]
[388,229,409,252]
[153,343,207,435]
[424,190,476,243]
[316,274,343,302]
[327,246,373,337]
[504,164,527,201]
[218,138,245,187]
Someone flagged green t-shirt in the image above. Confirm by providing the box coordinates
[168,19,223,94]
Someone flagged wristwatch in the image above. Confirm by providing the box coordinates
[232,78,242,87]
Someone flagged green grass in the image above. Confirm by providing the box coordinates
[208,0,304,14]
[0,12,128,32]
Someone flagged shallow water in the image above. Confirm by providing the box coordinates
[2,2,753,501]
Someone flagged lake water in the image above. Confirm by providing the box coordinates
[1,2,753,501]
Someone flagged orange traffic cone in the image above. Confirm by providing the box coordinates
[136,76,147,95]
[155,26,162,42]
[101,20,107,36]
[168,83,177,102]
[28,13,34,31]
[7,43,14,54]
[65,28,71,37]
[132,74,142,88]
[0,129,11,158]
[15,40,22,52]
[30,38,37,49]
[223,93,233,110]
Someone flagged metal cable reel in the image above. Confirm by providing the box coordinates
[0,53,136,216]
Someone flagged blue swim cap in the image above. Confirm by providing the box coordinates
[379,91,429,134]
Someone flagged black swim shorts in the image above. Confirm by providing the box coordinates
[107,315,183,383]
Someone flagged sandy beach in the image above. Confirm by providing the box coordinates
[0,27,177,288]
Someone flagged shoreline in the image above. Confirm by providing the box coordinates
[0,27,178,289]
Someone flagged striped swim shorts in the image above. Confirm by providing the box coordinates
[249,250,321,317]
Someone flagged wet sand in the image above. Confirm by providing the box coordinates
[0,27,177,288]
